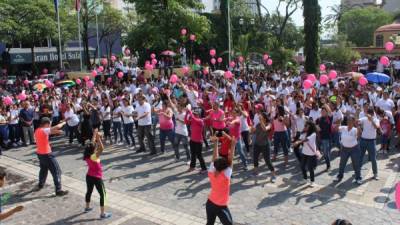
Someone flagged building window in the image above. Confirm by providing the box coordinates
[376,34,383,47]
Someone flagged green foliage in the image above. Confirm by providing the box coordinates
[320,35,361,71]
[269,47,296,70]
[125,0,211,59]
[338,7,393,47]
[303,0,321,74]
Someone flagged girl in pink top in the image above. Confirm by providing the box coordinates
[157,102,175,153]
[226,107,248,170]
[206,135,235,225]
[185,108,207,172]
[209,102,226,132]
[83,131,111,219]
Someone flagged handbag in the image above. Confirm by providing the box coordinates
[306,141,322,160]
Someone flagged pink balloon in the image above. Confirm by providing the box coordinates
[98,66,104,72]
[2,96,13,105]
[238,56,244,63]
[385,42,394,52]
[150,53,156,59]
[229,61,236,68]
[111,55,116,62]
[263,54,269,61]
[151,59,158,65]
[217,57,223,63]
[23,80,29,86]
[42,68,48,74]
[320,64,326,71]
[328,70,337,80]
[195,59,201,65]
[203,68,209,75]
[84,76,90,82]
[182,66,189,74]
[117,71,124,78]
[303,80,313,89]
[380,56,390,66]
[107,77,112,83]
[224,71,233,79]
[18,93,27,101]
[76,79,81,85]
[210,49,216,57]
[319,74,329,85]
[267,59,273,66]
[190,34,196,41]
[91,70,97,77]
[145,60,150,66]
[170,74,178,83]
[181,28,187,36]
[307,74,316,83]
[45,80,53,88]
[86,80,94,88]
[359,77,368,86]
[145,64,154,71]
[210,58,216,65]
[101,58,108,66]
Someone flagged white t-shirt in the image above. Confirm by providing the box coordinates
[64,109,79,127]
[174,110,188,136]
[136,102,152,126]
[376,98,395,112]
[309,109,321,122]
[100,106,111,121]
[112,106,122,122]
[121,105,135,124]
[339,126,358,148]
[302,133,317,156]
[240,115,250,132]
[359,117,380,139]
[393,60,400,70]
[9,109,19,125]
[294,115,306,133]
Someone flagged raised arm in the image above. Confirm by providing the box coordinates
[50,121,66,135]
[95,132,104,158]
[210,136,219,161]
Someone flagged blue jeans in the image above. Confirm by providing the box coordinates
[0,124,9,143]
[235,140,247,168]
[123,123,135,145]
[359,138,378,175]
[37,153,62,193]
[174,133,190,160]
[337,145,361,180]
[273,131,289,156]
[113,121,123,142]
[160,129,175,153]
[320,139,331,169]
[152,115,159,136]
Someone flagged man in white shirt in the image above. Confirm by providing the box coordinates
[135,95,155,154]
[358,107,380,180]
[376,91,395,112]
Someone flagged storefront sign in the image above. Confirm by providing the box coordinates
[10,50,94,64]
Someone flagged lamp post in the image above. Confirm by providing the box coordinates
[227,0,232,63]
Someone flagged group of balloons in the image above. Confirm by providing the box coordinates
[303,69,338,89]
[180,28,196,41]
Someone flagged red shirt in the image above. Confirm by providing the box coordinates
[218,136,231,157]
[185,111,204,143]
[35,128,51,154]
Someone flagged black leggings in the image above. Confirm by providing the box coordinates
[241,131,250,153]
[206,200,233,225]
[253,144,274,172]
[189,141,207,170]
[301,155,317,182]
[85,175,106,207]
[102,120,111,138]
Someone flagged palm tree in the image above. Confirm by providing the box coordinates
[303,0,321,73]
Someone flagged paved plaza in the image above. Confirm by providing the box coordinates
[0,136,399,225]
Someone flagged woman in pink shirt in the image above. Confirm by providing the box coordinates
[157,102,175,154]
[206,134,235,225]
[272,105,290,165]
[83,131,111,219]
[185,108,207,173]
[209,102,226,134]
[226,107,247,170]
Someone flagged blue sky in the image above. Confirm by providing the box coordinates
[261,0,341,26]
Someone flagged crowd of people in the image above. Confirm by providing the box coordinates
[0,55,399,224]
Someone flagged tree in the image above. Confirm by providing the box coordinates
[320,35,361,71]
[303,0,321,74]
[0,0,58,74]
[338,7,393,47]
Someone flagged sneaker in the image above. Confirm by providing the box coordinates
[373,175,379,180]
[56,190,69,196]
[84,207,93,213]
[333,177,342,183]
[271,176,276,183]
[12,143,18,148]
[355,179,363,185]
[309,182,315,187]
[100,212,112,219]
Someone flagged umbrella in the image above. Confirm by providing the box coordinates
[160,50,176,57]
[212,70,224,76]
[56,80,76,87]
[33,83,47,92]
[344,72,364,81]
[365,72,391,83]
